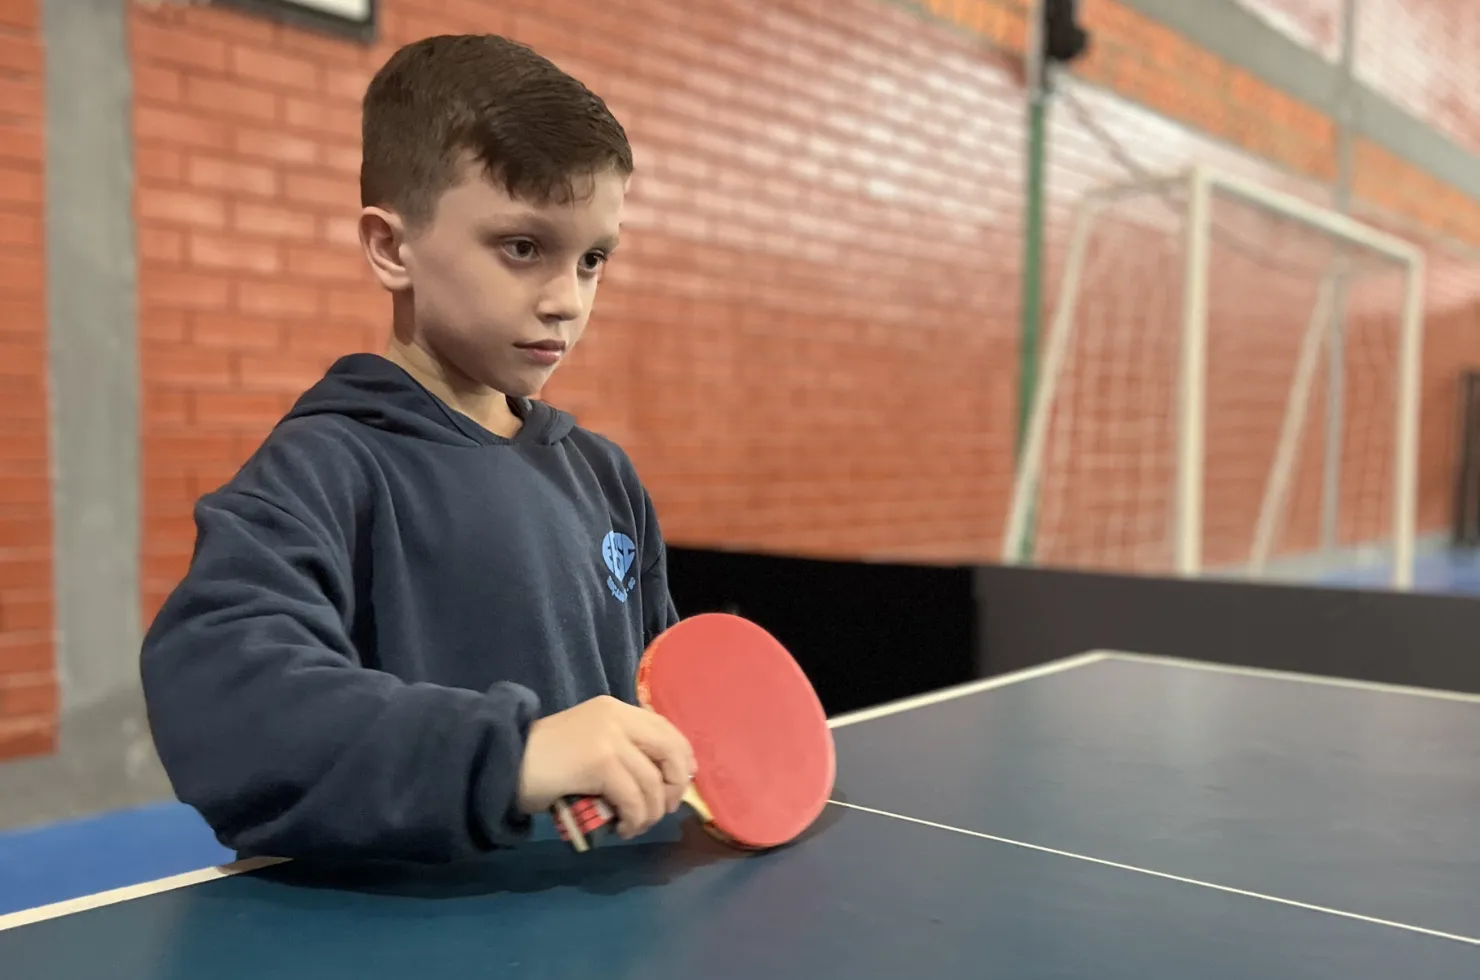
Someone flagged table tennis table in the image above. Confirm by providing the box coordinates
[2,650,1477,978]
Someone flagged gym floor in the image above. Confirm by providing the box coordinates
[4,546,1480,917]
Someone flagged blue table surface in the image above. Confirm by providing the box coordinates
[3,653,1478,979]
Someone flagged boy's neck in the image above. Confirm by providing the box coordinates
[383,338,522,439]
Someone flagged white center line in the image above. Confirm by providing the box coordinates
[829,800,1480,948]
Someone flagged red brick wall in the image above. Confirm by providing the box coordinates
[0,0,56,760]
[124,0,1480,595]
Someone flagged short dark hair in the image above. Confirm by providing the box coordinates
[360,34,633,226]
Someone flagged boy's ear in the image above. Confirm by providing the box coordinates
[359,206,411,292]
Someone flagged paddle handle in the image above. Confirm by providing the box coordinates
[553,785,710,852]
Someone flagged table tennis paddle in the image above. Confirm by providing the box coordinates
[551,613,835,853]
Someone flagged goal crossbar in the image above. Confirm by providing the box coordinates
[1003,163,1427,590]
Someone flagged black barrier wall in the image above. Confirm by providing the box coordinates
[665,548,977,716]
[667,548,1480,713]
[973,564,1480,695]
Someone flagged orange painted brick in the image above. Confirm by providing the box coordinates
[321,66,371,102]
[0,590,51,633]
[0,121,43,167]
[185,76,279,124]
[130,21,229,73]
[0,717,57,761]
[186,154,279,199]
[144,389,193,426]
[179,4,277,44]
[139,227,185,265]
[285,244,366,283]
[149,346,235,387]
[136,145,184,183]
[189,232,281,275]
[0,210,40,250]
[134,63,184,104]
[282,98,360,140]
[237,351,336,392]
[0,32,40,74]
[283,172,353,210]
[142,269,232,312]
[0,164,41,207]
[140,310,189,344]
[230,43,319,92]
[235,127,319,167]
[0,339,44,382]
[0,252,42,293]
[0,515,48,552]
[235,281,321,318]
[189,314,284,350]
[194,390,292,426]
[0,671,57,718]
[145,429,243,468]
[135,104,234,152]
[233,201,317,240]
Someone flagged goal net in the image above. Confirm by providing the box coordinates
[1002,164,1425,588]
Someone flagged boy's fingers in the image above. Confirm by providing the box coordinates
[617,740,666,836]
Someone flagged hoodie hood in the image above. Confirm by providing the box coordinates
[282,353,575,447]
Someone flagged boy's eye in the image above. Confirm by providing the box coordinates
[502,239,538,261]
[581,251,608,273]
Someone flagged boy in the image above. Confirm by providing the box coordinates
[139,34,696,864]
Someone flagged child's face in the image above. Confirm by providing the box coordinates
[379,156,626,399]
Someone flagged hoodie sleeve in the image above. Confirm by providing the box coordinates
[139,426,539,863]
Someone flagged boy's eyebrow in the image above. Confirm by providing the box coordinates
[479,213,620,252]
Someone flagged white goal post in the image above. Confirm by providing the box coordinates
[1002,163,1426,589]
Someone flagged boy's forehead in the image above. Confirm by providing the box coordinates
[445,159,626,232]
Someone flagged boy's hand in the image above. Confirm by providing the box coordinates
[516,695,696,839]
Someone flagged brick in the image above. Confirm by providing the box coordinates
[186,155,279,199]
[149,347,234,387]
[0,671,57,718]
[234,128,319,167]
[0,164,41,207]
[0,717,56,761]
[325,286,382,322]
[0,514,48,551]
[233,201,317,240]
[0,429,46,464]
[139,227,185,265]
[189,232,281,274]
[130,21,229,73]
[283,172,353,210]
[185,76,280,124]
[142,269,232,312]
[0,252,41,292]
[0,337,43,381]
[144,388,192,426]
[0,554,48,592]
[0,209,39,249]
[194,390,291,426]
[230,43,319,92]
[235,281,321,318]
[0,33,41,75]
[319,143,361,175]
[145,429,243,468]
[282,98,360,140]
[237,351,335,392]
[284,244,366,284]
[0,122,42,167]
[134,64,184,104]
[136,145,184,184]
[134,105,233,151]
[140,309,189,344]
[189,314,284,350]
[321,66,371,102]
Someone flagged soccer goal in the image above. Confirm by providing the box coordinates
[1002,163,1426,589]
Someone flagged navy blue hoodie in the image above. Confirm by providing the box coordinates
[139,353,679,863]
